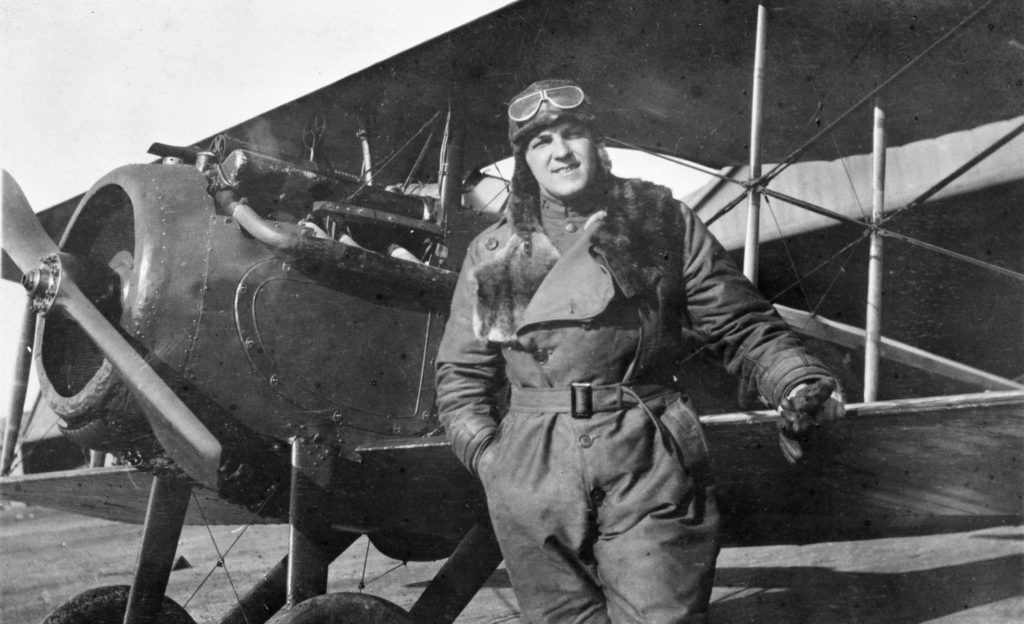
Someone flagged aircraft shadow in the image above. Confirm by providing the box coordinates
[711,554,1023,623]
[435,554,1023,623]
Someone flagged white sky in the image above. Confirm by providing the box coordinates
[0,0,514,424]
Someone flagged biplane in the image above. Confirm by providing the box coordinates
[2,0,1023,622]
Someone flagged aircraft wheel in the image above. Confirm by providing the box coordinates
[42,585,195,624]
[266,592,413,624]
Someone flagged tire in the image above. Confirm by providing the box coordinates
[266,592,413,624]
[42,585,195,624]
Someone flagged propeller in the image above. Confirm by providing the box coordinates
[2,170,221,489]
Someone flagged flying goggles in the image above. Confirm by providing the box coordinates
[508,85,586,122]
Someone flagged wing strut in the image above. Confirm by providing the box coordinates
[863,99,887,402]
[742,2,769,284]
[0,299,35,475]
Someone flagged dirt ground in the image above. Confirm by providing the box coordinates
[1,504,1021,624]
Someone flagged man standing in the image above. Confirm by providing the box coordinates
[435,79,843,623]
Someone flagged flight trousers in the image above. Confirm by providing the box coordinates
[478,390,721,624]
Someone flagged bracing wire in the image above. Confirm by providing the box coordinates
[705,0,1001,227]
[345,112,443,202]
[761,188,1024,283]
[360,560,409,590]
[879,119,1024,228]
[186,493,248,621]
[606,128,1024,285]
[763,195,813,313]
[401,126,439,193]
[769,232,872,305]
[358,538,372,591]
[756,0,1000,189]
[181,483,279,615]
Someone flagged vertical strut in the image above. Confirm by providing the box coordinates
[287,436,337,606]
[358,128,374,185]
[220,533,360,624]
[409,523,504,624]
[1,299,35,475]
[123,474,192,624]
[743,2,769,285]
[864,99,887,402]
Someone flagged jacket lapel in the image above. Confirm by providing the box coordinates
[519,225,615,330]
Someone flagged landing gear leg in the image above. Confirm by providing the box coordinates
[220,534,360,624]
[409,522,504,624]
[287,436,339,606]
[123,473,193,623]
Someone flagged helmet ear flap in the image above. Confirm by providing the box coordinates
[506,148,542,238]
[596,140,613,176]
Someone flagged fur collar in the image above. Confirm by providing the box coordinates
[470,231,560,342]
[471,177,684,342]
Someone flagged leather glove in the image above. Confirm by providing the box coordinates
[777,378,845,464]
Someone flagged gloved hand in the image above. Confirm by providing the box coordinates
[777,378,845,464]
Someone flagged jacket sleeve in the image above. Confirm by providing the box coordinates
[435,239,505,476]
[678,204,834,407]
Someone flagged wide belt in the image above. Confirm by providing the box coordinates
[510,382,673,419]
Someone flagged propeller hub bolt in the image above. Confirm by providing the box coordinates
[21,269,40,293]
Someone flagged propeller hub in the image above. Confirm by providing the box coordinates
[21,254,61,315]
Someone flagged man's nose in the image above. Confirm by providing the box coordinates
[551,136,573,158]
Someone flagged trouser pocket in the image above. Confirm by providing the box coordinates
[658,394,712,482]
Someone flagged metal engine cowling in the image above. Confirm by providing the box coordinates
[35,164,219,457]
[34,159,453,463]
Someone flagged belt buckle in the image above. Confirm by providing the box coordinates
[570,382,593,419]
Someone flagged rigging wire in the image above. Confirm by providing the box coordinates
[606,128,1024,285]
[763,195,813,313]
[751,34,875,313]
[345,111,443,202]
[360,560,409,590]
[181,483,279,612]
[358,538,372,591]
[878,119,1024,228]
[760,187,1024,283]
[479,183,511,212]
[769,232,872,304]
[760,193,874,340]
[401,126,439,193]
[705,0,1001,226]
[756,0,999,192]
[481,143,511,186]
[791,39,873,223]
[187,493,248,621]
[604,137,735,182]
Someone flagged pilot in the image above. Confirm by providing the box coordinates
[435,79,844,623]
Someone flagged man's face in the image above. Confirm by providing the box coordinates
[523,121,598,202]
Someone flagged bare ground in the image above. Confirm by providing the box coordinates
[1,504,1021,624]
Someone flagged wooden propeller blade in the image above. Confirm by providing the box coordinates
[1,170,222,489]
[2,170,59,270]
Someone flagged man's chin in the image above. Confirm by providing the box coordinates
[548,182,588,202]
